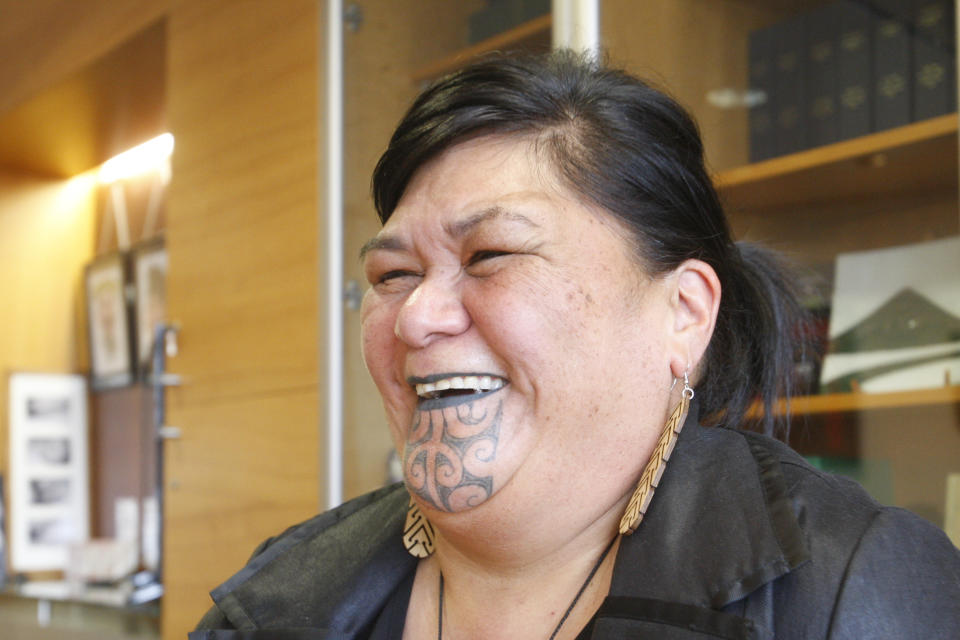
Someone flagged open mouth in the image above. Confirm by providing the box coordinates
[409,374,507,408]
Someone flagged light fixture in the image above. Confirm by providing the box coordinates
[98,133,174,184]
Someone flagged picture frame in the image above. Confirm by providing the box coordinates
[85,252,135,389]
[131,237,168,374]
[820,236,960,394]
[8,373,90,572]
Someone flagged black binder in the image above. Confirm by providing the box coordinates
[912,0,956,121]
[773,16,807,156]
[838,0,875,140]
[806,3,843,148]
[874,0,913,131]
[749,23,778,161]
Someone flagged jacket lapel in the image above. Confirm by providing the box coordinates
[209,483,415,637]
[606,403,808,631]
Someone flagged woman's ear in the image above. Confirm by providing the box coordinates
[668,259,721,379]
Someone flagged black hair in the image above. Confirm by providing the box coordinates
[372,50,811,437]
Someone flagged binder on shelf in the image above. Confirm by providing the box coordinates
[521,0,550,21]
[838,0,875,140]
[468,0,522,44]
[873,0,913,131]
[911,0,956,122]
[748,24,777,162]
[805,3,842,148]
[773,16,807,156]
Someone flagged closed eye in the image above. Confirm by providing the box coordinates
[378,269,419,284]
[466,250,512,266]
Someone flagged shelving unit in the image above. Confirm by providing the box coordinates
[723,114,960,420]
[715,114,959,212]
[410,14,551,84]
[753,386,960,417]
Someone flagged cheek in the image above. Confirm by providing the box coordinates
[360,297,399,386]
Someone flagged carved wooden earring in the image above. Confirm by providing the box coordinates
[403,499,436,557]
[619,372,694,535]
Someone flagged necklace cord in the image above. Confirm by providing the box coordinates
[437,535,618,640]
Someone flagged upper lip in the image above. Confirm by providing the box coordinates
[407,373,507,398]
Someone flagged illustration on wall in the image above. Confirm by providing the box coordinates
[133,237,168,373]
[85,252,134,389]
[820,236,960,393]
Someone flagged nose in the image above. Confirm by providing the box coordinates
[394,272,470,348]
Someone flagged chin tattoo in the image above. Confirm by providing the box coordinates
[404,398,502,512]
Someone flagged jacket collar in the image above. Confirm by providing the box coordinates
[610,401,809,608]
[210,483,415,634]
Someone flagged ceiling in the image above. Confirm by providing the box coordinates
[0,19,165,178]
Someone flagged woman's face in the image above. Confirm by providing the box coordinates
[361,136,677,521]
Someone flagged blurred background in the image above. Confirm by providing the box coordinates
[0,1,957,638]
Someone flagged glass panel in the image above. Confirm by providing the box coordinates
[341,0,960,538]
[341,1,552,499]
[602,0,959,532]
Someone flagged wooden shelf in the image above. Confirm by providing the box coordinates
[715,113,959,213]
[755,386,960,417]
[411,14,552,84]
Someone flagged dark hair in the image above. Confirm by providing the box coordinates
[372,50,810,437]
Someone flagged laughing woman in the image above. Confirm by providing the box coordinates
[192,52,960,639]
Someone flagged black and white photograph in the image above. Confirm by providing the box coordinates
[27,518,76,546]
[820,236,960,394]
[8,373,89,571]
[26,395,72,422]
[29,478,71,505]
[27,438,72,465]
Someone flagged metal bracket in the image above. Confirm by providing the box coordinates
[158,426,182,440]
[344,3,364,32]
[344,279,363,311]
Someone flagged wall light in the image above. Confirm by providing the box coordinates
[98,133,174,184]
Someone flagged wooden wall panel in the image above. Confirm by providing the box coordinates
[0,170,97,476]
[0,170,97,586]
[163,1,320,638]
[0,0,169,117]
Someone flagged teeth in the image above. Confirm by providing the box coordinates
[415,375,506,398]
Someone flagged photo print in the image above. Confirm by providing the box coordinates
[820,236,960,393]
[29,478,71,505]
[27,438,72,466]
[8,373,89,570]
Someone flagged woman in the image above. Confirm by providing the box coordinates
[193,51,960,639]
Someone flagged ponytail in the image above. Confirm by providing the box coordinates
[699,242,814,437]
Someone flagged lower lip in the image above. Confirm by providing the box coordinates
[416,385,507,411]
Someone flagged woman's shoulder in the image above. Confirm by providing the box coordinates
[245,482,409,561]
[193,483,414,635]
[728,427,960,634]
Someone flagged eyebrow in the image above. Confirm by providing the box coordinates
[358,206,540,262]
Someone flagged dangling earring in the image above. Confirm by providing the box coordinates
[619,371,694,535]
[403,498,436,558]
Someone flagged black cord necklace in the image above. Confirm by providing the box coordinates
[437,536,617,640]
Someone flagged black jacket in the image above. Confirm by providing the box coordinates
[191,409,960,638]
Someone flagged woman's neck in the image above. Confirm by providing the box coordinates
[403,505,624,640]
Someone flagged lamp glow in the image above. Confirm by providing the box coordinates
[98,133,174,184]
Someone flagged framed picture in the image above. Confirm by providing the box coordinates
[85,252,134,389]
[132,237,168,373]
[820,236,960,393]
[8,373,90,572]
